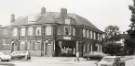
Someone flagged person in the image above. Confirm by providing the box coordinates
[11,40,15,53]
[76,52,79,62]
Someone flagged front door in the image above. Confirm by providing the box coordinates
[47,44,53,57]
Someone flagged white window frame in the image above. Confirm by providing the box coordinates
[73,27,76,36]
[45,26,52,35]
[93,32,96,40]
[90,31,93,39]
[65,19,71,25]
[83,29,86,37]
[64,26,71,35]
[87,30,89,38]
[13,28,18,36]
[20,27,26,36]
[35,26,41,36]
[28,27,33,36]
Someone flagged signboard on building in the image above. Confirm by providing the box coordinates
[63,36,71,40]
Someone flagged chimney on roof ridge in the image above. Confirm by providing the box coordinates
[60,8,67,19]
[10,13,15,23]
[41,7,46,16]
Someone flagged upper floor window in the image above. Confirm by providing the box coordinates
[45,26,52,35]
[28,27,33,36]
[20,27,26,36]
[72,28,76,36]
[64,26,71,35]
[83,29,86,38]
[87,30,89,38]
[93,32,96,40]
[89,30,91,39]
[35,26,41,36]
[90,31,93,39]
[13,28,18,36]
[65,19,71,25]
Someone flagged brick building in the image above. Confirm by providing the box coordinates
[0,25,12,50]
[10,7,103,57]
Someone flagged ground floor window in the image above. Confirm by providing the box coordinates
[20,41,26,50]
[34,40,41,50]
[55,41,76,56]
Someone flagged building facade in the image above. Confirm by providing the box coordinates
[0,26,12,50]
[10,7,103,57]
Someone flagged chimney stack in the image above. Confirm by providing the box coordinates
[41,7,46,16]
[60,8,67,19]
[11,13,15,23]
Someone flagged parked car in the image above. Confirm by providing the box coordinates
[11,51,31,60]
[83,52,109,60]
[0,52,11,61]
[96,56,125,66]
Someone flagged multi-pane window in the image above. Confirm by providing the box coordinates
[87,30,89,38]
[35,26,41,36]
[13,28,18,36]
[57,26,62,35]
[64,26,71,35]
[97,33,99,40]
[93,32,96,40]
[83,29,86,37]
[90,31,93,39]
[65,19,71,25]
[72,27,76,36]
[89,30,91,39]
[28,27,33,36]
[20,41,25,50]
[45,26,52,35]
[20,27,26,36]
[99,34,103,41]
[35,40,41,50]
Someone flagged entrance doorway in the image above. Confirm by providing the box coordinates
[55,41,76,57]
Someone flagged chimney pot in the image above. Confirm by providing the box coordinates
[11,13,15,23]
[41,7,46,16]
[60,8,67,18]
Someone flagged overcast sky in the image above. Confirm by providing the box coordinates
[0,0,132,31]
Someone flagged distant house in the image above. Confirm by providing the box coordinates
[9,7,103,57]
[104,33,128,46]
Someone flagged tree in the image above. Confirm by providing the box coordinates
[103,25,125,55]
[104,25,120,39]
[125,0,135,55]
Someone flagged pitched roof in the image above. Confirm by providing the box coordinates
[12,12,102,32]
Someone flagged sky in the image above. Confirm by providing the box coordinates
[0,0,132,32]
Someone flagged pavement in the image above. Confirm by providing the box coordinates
[11,57,97,63]
[1,56,135,66]
[10,57,97,66]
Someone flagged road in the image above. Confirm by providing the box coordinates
[2,56,135,66]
